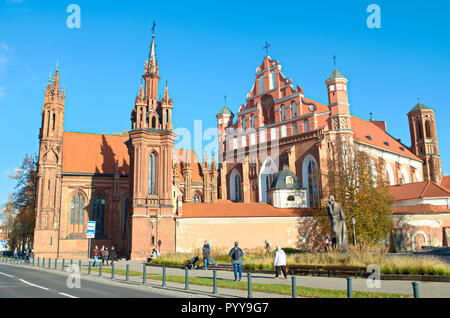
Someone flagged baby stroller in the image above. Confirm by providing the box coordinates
[184,256,199,270]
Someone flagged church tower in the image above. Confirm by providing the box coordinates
[34,66,65,258]
[127,31,177,259]
[407,102,442,184]
[326,68,351,132]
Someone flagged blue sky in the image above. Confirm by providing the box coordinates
[0,0,449,207]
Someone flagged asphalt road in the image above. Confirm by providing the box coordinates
[0,264,178,298]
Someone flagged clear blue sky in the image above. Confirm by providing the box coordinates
[0,0,449,207]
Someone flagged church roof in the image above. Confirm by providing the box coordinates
[62,131,129,175]
[180,201,313,218]
[392,204,450,215]
[326,68,347,82]
[441,176,450,191]
[389,181,450,201]
[216,106,233,117]
[351,116,421,161]
[408,102,432,114]
[270,165,302,190]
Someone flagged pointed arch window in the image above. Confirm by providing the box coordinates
[152,117,157,129]
[92,194,106,234]
[291,101,297,118]
[425,121,431,138]
[304,120,310,132]
[149,153,156,195]
[307,160,319,208]
[281,105,286,121]
[416,121,423,139]
[70,193,85,225]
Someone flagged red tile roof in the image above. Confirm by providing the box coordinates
[441,176,450,191]
[351,116,420,161]
[62,132,129,175]
[389,181,450,201]
[181,202,314,218]
[392,204,450,215]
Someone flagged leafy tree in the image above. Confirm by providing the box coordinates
[0,154,38,250]
[316,137,394,245]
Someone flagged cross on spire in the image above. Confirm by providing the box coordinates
[332,54,336,68]
[263,41,271,56]
[369,112,373,120]
[224,95,227,105]
[152,21,157,35]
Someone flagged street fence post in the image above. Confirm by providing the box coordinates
[111,263,115,280]
[247,272,253,298]
[126,264,129,281]
[54,259,57,270]
[48,258,51,269]
[62,259,65,271]
[185,268,189,290]
[88,260,91,275]
[42,257,45,268]
[99,262,102,277]
[162,266,166,287]
[292,275,297,298]
[213,269,218,295]
[412,282,420,298]
[143,264,146,284]
[347,277,353,298]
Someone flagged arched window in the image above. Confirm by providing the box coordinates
[302,155,319,208]
[192,194,201,203]
[242,118,247,131]
[152,116,156,129]
[425,121,431,138]
[149,153,156,194]
[251,115,256,129]
[259,158,278,203]
[385,163,395,186]
[259,76,264,94]
[281,105,286,121]
[241,135,247,147]
[291,101,297,118]
[123,197,129,236]
[92,194,106,234]
[287,195,295,201]
[416,121,423,139]
[70,193,85,225]
[293,123,298,135]
[230,169,242,202]
[271,128,277,140]
[304,120,310,132]
[281,125,287,138]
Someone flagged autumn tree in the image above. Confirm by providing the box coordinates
[316,137,394,245]
[0,154,38,250]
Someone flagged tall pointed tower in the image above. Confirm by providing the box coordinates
[127,32,177,259]
[407,102,442,184]
[34,65,65,258]
[326,68,351,132]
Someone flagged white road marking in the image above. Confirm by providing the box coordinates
[0,272,13,278]
[19,279,50,291]
[59,292,78,298]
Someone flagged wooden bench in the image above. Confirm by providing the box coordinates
[207,263,234,271]
[321,265,366,277]
[287,265,323,276]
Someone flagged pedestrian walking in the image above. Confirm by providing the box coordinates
[264,240,271,254]
[25,248,30,263]
[109,246,117,265]
[274,246,288,279]
[229,242,244,281]
[202,241,217,270]
[13,247,18,260]
[102,247,110,266]
[92,246,100,267]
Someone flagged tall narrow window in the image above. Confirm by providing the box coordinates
[92,194,106,234]
[308,161,319,208]
[425,121,431,138]
[281,105,286,121]
[166,110,169,124]
[52,113,56,131]
[416,121,423,139]
[152,117,156,129]
[149,153,156,195]
[293,123,298,135]
[251,115,255,129]
[271,71,276,89]
[281,125,287,138]
[242,118,247,131]
[291,101,297,118]
[304,120,310,132]
[259,76,264,94]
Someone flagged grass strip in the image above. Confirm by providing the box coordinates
[84,267,410,298]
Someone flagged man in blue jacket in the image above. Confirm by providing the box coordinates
[229,242,244,281]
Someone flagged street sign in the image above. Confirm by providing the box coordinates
[86,221,96,239]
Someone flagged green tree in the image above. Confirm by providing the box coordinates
[318,137,394,245]
[0,154,38,249]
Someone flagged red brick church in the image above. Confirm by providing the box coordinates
[33,34,450,260]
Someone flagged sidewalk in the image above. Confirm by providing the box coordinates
[84,259,450,298]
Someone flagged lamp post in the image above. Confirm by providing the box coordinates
[352,217,356,247]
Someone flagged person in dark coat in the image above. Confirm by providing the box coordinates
[202,241,217,270]
[109,246,117,265]
[92,246,100,267]
[229,242,244,281]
